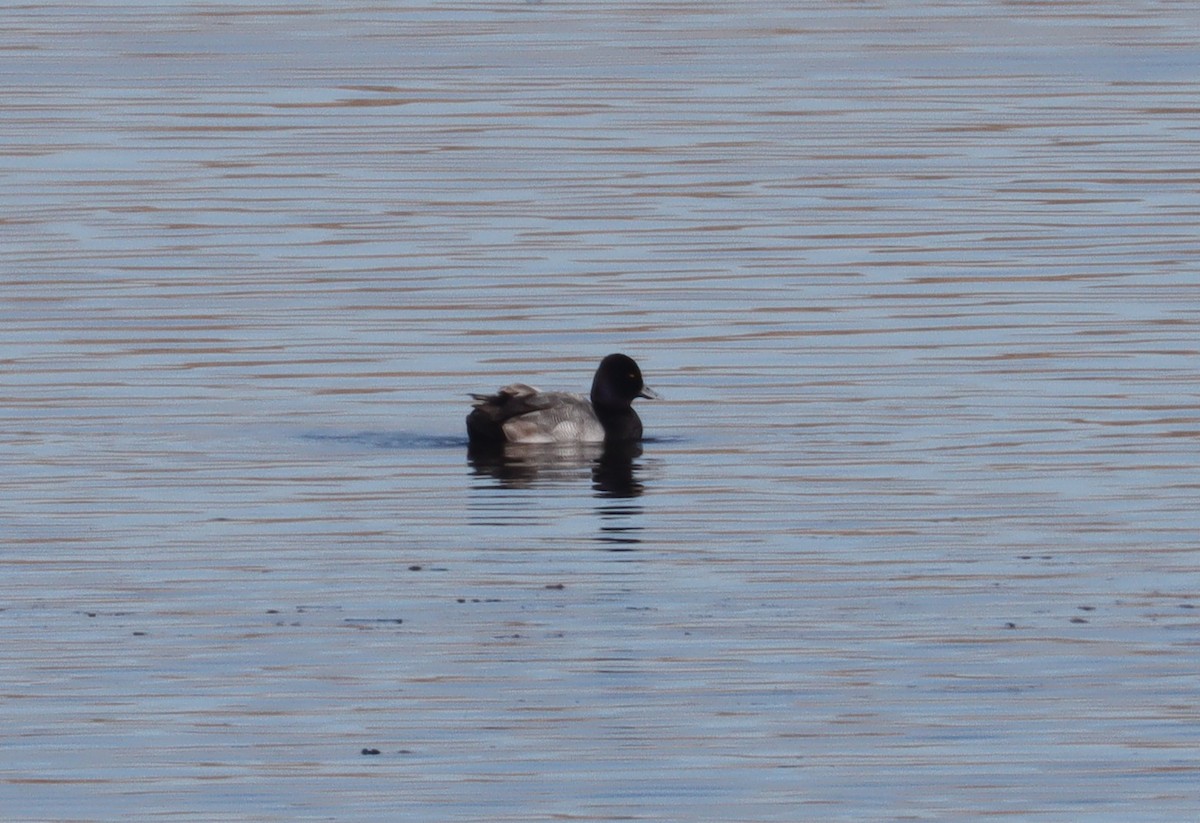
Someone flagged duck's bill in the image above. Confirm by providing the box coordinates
[638,386,662,400]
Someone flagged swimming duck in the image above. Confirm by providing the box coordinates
[466,353,658,445]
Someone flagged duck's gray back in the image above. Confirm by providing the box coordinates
[468,384,607,444]
[499,391,606,444]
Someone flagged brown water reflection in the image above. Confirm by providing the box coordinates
[3,2,1199,821]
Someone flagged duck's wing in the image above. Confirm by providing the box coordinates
[468,383,553,422]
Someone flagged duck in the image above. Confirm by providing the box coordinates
[466,353,659,446]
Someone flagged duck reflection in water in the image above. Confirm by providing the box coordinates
[467,439,646,498]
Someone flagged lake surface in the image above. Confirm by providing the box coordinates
[3,2,1199,820]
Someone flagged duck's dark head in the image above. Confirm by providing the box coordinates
[590,353,659,411]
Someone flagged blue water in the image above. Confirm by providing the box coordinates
[2,2,1199,821]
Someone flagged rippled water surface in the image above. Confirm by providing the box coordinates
[3,2,1199,820]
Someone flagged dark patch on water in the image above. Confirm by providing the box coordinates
[305,430,685,451]
[303,431,469,450]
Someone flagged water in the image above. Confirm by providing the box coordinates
[3,2,1199,820]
